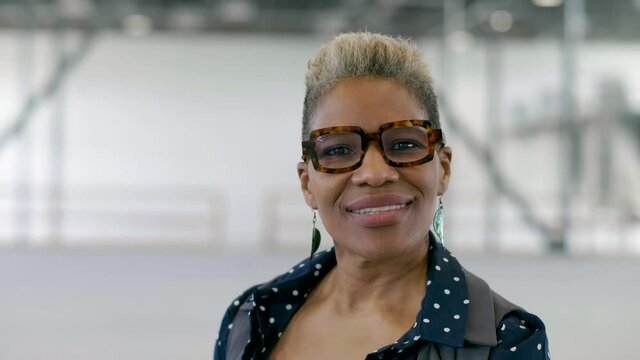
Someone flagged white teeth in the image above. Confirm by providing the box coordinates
[352,203,407,215]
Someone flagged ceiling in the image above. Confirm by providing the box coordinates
[0,0,638,40]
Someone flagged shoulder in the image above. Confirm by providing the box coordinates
[213,275,286,360]
[214,284,260,360]
[461,268,551,359]
[489,309,551,359]
[213,258,312,360]
[217,255,314,324]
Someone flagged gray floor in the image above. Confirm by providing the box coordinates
[1,247,638,360]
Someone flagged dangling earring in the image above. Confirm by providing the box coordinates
[433,196,445,245]
[310,210,321,257]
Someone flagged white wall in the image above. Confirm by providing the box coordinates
[1,31,639,250]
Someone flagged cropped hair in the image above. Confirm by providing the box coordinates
[302,32,440,140]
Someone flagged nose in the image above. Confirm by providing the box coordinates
[350,144,400,187]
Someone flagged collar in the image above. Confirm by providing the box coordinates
[412,231,468,348]
[247,231,498,351]
[418,232,498,347]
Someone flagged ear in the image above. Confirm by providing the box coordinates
[436,146,452,195]
[297,161,318,210]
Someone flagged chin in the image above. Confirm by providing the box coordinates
[336,228,423,260]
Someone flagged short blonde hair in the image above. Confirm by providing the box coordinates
[302,32,440,139]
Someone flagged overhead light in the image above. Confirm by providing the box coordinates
[220,0,257,24]
[532,0,564,7]
[122,15,153,37]
[58,0,95,20]
[490,10,513,33]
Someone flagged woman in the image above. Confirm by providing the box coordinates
[214,32,550,360]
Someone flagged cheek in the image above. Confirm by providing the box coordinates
[406,168,439,206]
[308,173,350,209]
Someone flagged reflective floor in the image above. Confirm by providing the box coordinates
[0,247,637,360]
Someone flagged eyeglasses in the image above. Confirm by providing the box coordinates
[302,120,445,174]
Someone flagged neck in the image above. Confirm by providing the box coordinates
[318,240,429,315]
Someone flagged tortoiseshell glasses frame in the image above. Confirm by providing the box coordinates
[301,119,445,174]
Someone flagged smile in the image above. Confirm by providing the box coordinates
[346,195,413,228]
[350,203,408,215]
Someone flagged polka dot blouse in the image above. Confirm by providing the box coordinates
[215,235,551,360]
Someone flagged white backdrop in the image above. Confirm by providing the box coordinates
[1,31,639,250]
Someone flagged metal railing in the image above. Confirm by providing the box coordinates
[0,184,225,248]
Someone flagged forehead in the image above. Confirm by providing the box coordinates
[311,77,426,132]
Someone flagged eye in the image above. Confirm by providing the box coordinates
[390,140,423,151]
[323,145,355,157]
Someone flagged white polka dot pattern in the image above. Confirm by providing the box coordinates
[214,233,550,360]
[493,311,550,359]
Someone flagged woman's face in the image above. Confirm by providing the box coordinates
[297,77,452,260]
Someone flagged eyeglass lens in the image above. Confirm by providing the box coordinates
[315,126,431,169]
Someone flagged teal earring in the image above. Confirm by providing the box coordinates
[310,210,321,257]
[433,196,444,245]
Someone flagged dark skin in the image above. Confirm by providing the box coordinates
[269,77,452,360]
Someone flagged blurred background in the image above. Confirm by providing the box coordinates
[0,0,639,359]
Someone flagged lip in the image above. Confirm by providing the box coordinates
[346,194,413,228]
